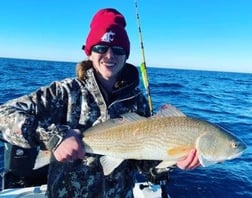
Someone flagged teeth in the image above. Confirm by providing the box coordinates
[104,63,114,67]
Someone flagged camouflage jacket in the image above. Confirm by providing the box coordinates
[0,61,155,198]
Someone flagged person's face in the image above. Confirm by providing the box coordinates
[89,45,127,80]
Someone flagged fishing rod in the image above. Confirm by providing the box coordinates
[134,0,154,115]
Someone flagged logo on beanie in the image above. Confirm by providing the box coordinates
[101,30,115,43]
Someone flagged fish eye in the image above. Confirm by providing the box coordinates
[231,142,238,148]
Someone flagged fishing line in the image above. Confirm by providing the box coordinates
[134,0,153,115]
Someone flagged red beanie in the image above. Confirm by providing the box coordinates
[84,8,130,58]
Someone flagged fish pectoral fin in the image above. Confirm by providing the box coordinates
[156,145,193,169]
[100,156,124,176]
[167,146,193,156]
[198,154,217,167]
[155,160,177,169]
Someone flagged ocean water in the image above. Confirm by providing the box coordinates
[0,57,251,197]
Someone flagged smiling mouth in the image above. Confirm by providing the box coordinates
[103,62,116,68]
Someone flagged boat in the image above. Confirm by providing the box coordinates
[0,185,47,198]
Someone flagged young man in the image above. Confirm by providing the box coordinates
[0,8,199,197]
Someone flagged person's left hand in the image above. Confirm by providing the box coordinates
[176,149,201,170]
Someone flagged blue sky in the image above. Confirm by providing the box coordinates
[1,0,252,73]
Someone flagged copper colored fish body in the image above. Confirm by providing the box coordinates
[34,105,246,176]
[83,105,246,175]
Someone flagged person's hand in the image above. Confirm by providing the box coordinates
[176,149,201,170]
[53,129,85,162]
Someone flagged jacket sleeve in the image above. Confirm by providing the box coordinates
[0,81,69,150]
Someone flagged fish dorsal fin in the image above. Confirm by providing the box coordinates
[100,156,124,176]
[154,104,186,118]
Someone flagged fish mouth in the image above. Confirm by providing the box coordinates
[227,151,244,160]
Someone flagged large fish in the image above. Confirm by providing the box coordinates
[34,105,247,175]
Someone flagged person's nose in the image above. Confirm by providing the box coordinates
[104,47,114,58]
